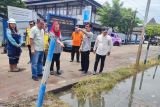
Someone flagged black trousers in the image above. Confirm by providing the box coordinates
[50,53,61,71]
[3,43,7,53]
[27,45,32,61]
[81,51,90,73]
[94,54,106,73]
[71,46,80,61]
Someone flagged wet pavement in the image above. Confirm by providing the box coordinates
[0,44,159,103]
[57,66,160,107]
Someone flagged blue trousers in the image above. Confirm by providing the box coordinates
[31,51,44,78]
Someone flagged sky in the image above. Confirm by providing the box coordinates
[95,0,160,23]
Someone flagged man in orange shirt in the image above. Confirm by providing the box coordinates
[70,25,83,62]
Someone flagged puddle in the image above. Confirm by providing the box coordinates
[55,66,160,107]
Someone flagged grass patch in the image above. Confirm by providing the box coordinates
[72,58,160,100]
[3,59,159,107]
[43,93,69,107]
[2,93,69,107]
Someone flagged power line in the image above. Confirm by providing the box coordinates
[123,0,145,17]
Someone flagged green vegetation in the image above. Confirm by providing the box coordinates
[0,0,26,18]
[43,93,69,107]
[72,59,159,100]
[3,93,69,107]
[97,0,142,34]
[145,24,160,37]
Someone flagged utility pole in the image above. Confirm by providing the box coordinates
[135,0,151,69]
[128,73,137,107]
[129,9,137,43]
[128,0,151,106]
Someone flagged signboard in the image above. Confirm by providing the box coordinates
[47,14,77,37]
[133,27,143,35]
[8,6,37,21]
[82,6,92,23]
[133,27,143,32]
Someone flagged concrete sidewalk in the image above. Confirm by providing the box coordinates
[0,44,159,103]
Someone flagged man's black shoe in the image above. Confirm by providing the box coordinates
[57,70,61,75]
[38,74,43,78]
[32,76,39,81]
[78,69,83,71]
[1,52,6,54]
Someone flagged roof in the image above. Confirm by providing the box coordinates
[85,0,102,7]
[147,18,157,25]
[25,0,75,6]
[25,0,101,7]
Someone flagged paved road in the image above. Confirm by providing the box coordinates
[0,44,159,103]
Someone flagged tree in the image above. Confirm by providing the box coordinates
[145,24,160,37]
[97,2,111,26]
[97,0,142,34]
[118,8,134,34]
[0,0,26,18]
[98,0,123,29]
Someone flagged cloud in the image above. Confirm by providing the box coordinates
[95,0,160,23]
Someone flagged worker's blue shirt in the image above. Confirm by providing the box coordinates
[7,29,22,58]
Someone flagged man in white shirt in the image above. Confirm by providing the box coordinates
[93,29,112,75]
[30,19,45,81]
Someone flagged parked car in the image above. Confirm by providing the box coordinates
[62,39,72,52]
[62,34,97,52]
[130,34,140,44]
[149,37,159,45]
[109,33,122,46]
[116,33,127,44]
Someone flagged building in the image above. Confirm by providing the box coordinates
[25,0,102,30]
[147,18,157,25]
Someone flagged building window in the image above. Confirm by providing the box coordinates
[68,6,73,16]
[76,7,81,15]
[63,7,67,15]
[67,6,81,16]
[52,8,55,14]
[48,7,52,14]
[72,7,76,15]
[60,7,63,15]
[56,7,60,15]
[37,8,44,15]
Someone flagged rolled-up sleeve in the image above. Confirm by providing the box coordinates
[30,27,35,39]
[83,30,93,38]
[93,37,98,51]
[108,37,113,52]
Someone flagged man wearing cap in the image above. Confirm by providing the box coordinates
[93,29,113,75]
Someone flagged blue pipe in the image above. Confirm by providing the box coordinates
[36,38,56,107]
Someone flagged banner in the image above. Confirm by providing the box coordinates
[8,6,37,22]
[83,6,92,23]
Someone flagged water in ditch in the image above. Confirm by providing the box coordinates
[55,66,160,107]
